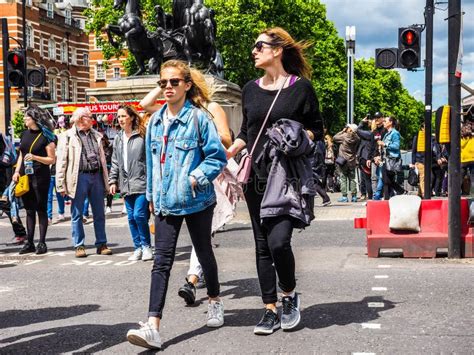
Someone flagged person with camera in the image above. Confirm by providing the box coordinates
[357,115,375,200]
[55,107,112,258]
[333,124,360,203]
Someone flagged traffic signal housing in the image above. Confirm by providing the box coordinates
[6,50,25,88]
[375,48,398,69]
[398,27,421,69]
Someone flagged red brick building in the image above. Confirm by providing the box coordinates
[0,0,90,133]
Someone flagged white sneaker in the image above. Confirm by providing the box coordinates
[105,207,112,215]
[128,249,143,261]
[142,246,153,261]
[207,300,224,327]
[122,205,127,214]
[57,214,65,222]
[127,321,161,349]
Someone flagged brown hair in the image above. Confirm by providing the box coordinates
[160,60,212,108]
[117,105,146,137]
[261,27,312,79]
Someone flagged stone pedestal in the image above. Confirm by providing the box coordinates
[85,75,243,135]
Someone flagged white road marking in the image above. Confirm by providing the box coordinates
[361,323,381,329]
[371,287,387,291]
[115,260,138,266]
[0,286,14,293]
[367,302,385,308]
[374,275,389,279]
[89,260,113,266]
[378,265,391,268]
[61,260,91,266]
[352,353,376,355]
[23,260,43,266]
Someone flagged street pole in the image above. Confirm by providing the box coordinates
[345,26,355,124]
[22,0,27,108]
[448,0,462,258]
[423,0,434,200]
[2,18,11,137]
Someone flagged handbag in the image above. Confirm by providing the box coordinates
[407,168,419,186]
[15,133,42,197]
[385,156,402,172]
[335,155,347,166]
[237,76,289,184]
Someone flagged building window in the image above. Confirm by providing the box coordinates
[26,0,33,6]
[26,24,33,49]
[47,2,54,19]
[96,64,105,80]
[61,79,69,101]
[40,37,44,57]
[49,77,57,101]
[113,67,120,79]
[71,48,77,65]
[71,80,77,101]
[83,53,89,67]
[48,38,56,60]
[65,9,72,26]
[61,42,68,63]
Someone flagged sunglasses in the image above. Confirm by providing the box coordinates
[158,78,186,88]
[253,40,275,52]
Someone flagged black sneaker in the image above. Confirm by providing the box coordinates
[281,293,301,330]
[254,309,280,335]
[178,279,196,305]
[36,242,47,255]
[19,242,36,254]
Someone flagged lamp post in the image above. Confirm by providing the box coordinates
[345,26,356,124]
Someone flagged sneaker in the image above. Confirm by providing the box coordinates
[126,321,161,350]
[178,279,196,305]
[122,205,127,214]
[105,206,112,215]
[337,196,349,203]
[141,246,153,261]
[36,242,47,255]
[281,293,301,330]
[57,214,65,222]
[11,217,20,226]
[351,196,358,203]
[359,195,367,201]
[207,300,224,327]
[254,309,281,335]
[128,248,143,261]
[14,235,26,245]
[19,242,36,254]
[75,246,87,258]
[82,216,89,224]
[319,200,331,207]
[97,244,112,255]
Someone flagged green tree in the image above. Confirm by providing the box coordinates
[12,110,25,138]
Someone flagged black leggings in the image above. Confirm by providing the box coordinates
[22,175,49,244]
[383,167,404,199]
[244,172,296,304]
[148,203,219,319]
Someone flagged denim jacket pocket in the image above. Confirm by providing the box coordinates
[174,138,199,167]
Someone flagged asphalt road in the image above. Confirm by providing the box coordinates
[0,199,473,354]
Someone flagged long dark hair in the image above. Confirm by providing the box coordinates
[117,105,146,138]
[25,104,55,142]
[261,27,312,79]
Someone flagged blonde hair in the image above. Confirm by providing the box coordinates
[261,27,312,79]
[160,60,212,109]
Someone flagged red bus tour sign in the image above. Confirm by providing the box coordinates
[56,100,166,115]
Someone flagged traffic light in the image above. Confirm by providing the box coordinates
[6,50,25,88]
[27,68,46,87]
[398,27,421,69]
[375,48,398,69]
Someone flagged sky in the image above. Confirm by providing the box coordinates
[323,0,474,110]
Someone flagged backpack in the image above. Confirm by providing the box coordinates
[1,133,17,167]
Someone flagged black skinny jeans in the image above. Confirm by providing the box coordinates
[382,166,405,199]
[148,203,219,318]
[244,172,296,304]
[360,168,373,199]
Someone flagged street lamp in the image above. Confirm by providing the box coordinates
[345,26,356,124]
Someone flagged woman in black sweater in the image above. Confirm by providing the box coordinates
[226,27,324,335]
[12,106,56,254]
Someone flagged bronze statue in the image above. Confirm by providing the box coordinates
[105,0,223,77]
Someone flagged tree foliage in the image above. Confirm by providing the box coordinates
[84,0,423,147]
[12,110,25,138]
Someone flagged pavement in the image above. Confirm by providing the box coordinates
[0,193,473,354]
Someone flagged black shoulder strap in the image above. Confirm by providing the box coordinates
[193,109,203,147]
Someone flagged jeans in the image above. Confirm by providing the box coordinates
[71,173,107,247]
[83,197,90,217]
[148,204,219,318]
[373,166,384,200]
[383,166,405,199]
[47,176,65,219]
[244,172,296,304]
[124,194,151,250]
[339,166,357,197]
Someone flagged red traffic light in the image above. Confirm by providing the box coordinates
[401,29,418,46]
[7,50,25,69]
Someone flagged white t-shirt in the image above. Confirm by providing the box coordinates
[123,133,130,173]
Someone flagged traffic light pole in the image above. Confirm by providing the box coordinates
[447,0,462,258]
[2,18,11,137]
[22,0,27,108]
[423,0,434,200]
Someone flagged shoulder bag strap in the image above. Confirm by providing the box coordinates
[249,75,289,156]
[29,133,43,154]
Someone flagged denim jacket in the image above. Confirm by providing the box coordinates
[146,100,227,216]
[383,128,401,158]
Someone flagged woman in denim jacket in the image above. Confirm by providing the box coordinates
[377,116,405,199]
[126,60,227,350]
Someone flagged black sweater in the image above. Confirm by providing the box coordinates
[237,78,324,159]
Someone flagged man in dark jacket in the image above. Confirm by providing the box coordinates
[357,116,375,199]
